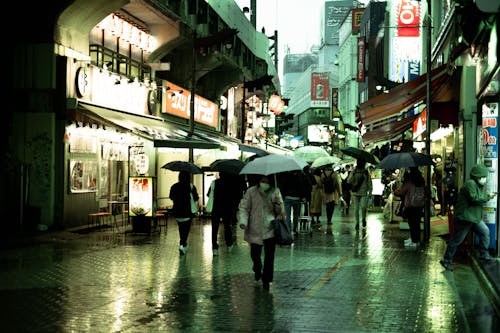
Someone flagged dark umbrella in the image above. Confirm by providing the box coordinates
[375,152,435,169]
[161,161,203,174]
[209,159,245,175]
[340,147,380,165]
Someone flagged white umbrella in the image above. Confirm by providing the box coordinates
[239,154,308,176]
[293,146,329,163]
[311,155,342,169]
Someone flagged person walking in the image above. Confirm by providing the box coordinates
[347,159,372,230]
[238,175,285,290]
[394,167,426,248]
[340,164,352,215]
[169,171,199,255]
[278,170,312,235]
[309,168,323,225]
[440,164,497,271]
[320,167,342,225]
[208,172,245,256]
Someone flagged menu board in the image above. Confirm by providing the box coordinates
[128,176,154,217]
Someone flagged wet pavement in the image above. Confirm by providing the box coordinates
[0,210,499,333]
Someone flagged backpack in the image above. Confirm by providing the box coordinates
[409,185,425,207]
[322,172,335,194]
[350,170,366,193]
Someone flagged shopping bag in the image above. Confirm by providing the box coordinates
[273,218,293,245]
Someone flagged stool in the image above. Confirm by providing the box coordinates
[88,212,112,229]
[154,210,168,233]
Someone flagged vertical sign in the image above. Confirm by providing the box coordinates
[352,8,364,33]
[397,0,420,37]
[481,102,498,249]
[357,37,365,82]
[331,88,339,119]
[311,73,330,107]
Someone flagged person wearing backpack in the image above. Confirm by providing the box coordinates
[440,164,497,271]
[320,167,342,225]
[394,167,425,249]
[347,159,373,230]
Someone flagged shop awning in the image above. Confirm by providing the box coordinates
[362,114,419,144]
[74,102,221,149]
[357,64,456,126]
[238,143,270,156]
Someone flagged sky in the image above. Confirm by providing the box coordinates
[233,0,370,85]
[234,0,327,79]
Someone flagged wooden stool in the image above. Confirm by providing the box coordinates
[88,212,112,229]
[155,210,168,232]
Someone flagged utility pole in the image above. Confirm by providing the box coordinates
[424,3,432,241]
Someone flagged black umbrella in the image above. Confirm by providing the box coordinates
[340,147,380,165]
[376,152,435,169]
[161,161,203,174]
[209,159,245,175]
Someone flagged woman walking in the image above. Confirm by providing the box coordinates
[238,175,285,290]
[169,171,199,255]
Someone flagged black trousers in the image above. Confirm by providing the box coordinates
[250,238,276,283]
[211,214,234,249]
[177,219,192,247]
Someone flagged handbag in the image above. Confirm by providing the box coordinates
[205,181,215,214]
[273,217,293,245]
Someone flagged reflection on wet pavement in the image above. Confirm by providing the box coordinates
[0,212,498,332]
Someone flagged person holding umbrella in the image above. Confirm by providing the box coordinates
[207,171,245,256]
[238,175,285,290]
[394,167,426,248]
[169,170,199,255]
[347,159,372,230]
[440,164,497,271]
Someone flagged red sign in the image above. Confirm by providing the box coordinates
[397,0,420,37]
[311,73,329,101]
[356,37,365,82]
[413,108,426,138]
[162,81,218,128]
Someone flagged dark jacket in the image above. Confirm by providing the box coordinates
[170,182,199,218]
[455,179,490,223]
[209,175,244,217]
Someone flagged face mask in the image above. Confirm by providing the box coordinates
[259,183,270,191]
[478,177,487,185]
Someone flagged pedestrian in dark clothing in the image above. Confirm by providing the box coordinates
[207,172,245,256]
[347,159,372,230]
[394,167,425,248]
[340,164,352,215]
[169,171,199,255]
[278,170,312,234]
[440,164,497,271]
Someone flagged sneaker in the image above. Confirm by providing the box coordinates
[179,245,187,255]
[254,271,262,281]
[405,241,418,248]
[213,249,219,256]
[479,254,496,261]
[262,281,270,290]
[439,259,453,271]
